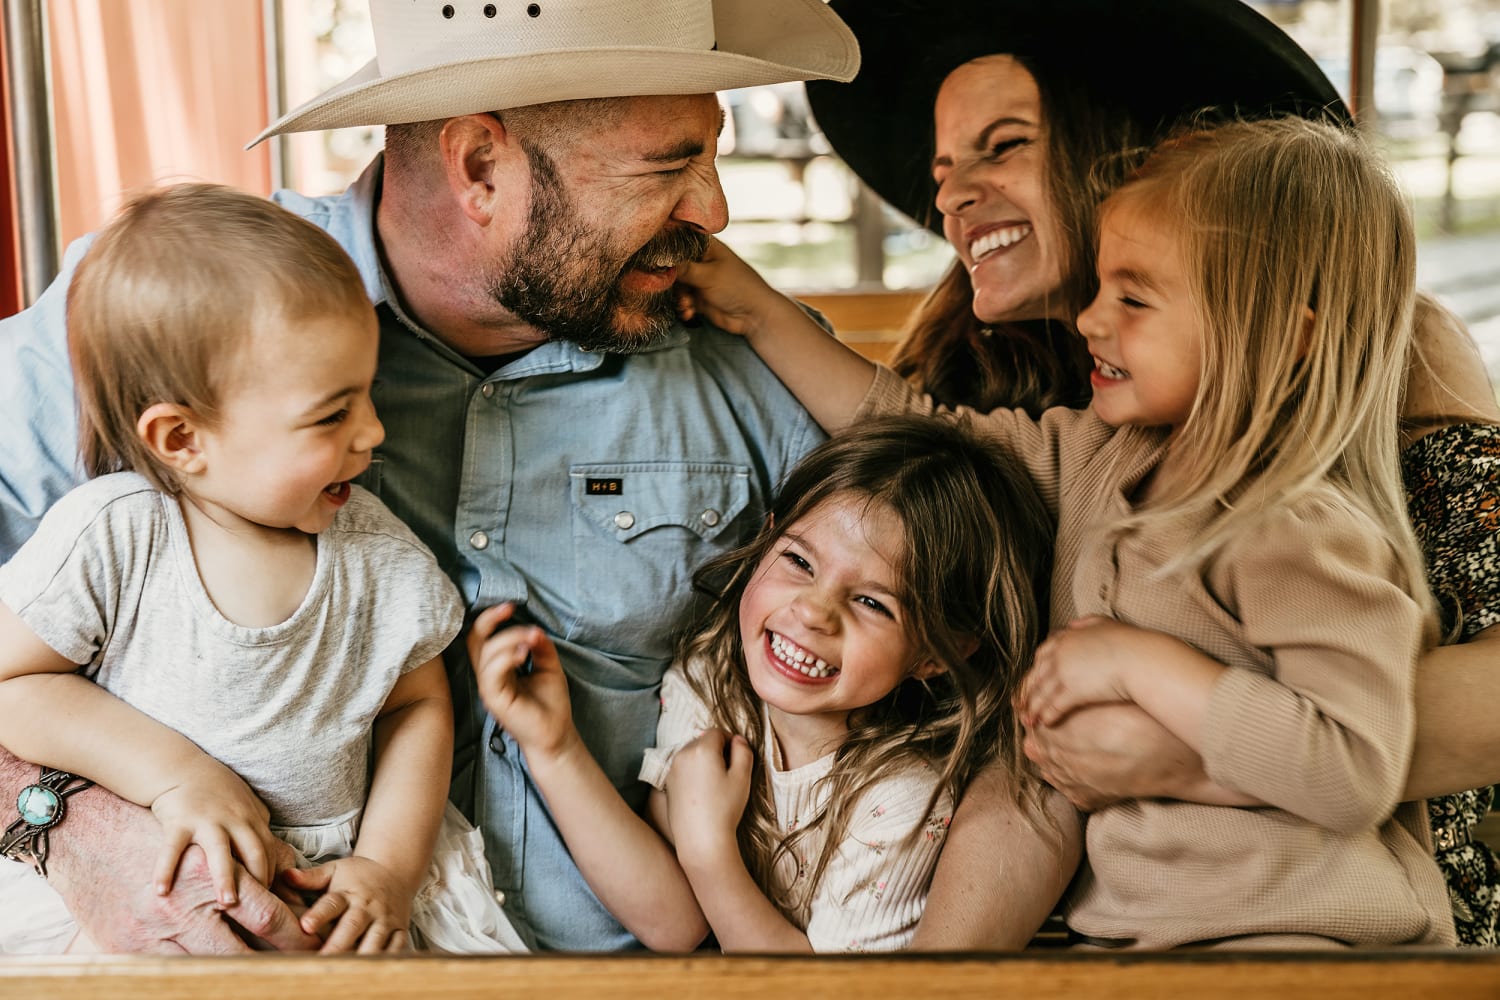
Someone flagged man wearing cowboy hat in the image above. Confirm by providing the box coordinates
[0,0,858,953]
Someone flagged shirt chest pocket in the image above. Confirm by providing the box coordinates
[567,462,753,656]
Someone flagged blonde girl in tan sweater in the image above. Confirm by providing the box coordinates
[674,115,1456,948]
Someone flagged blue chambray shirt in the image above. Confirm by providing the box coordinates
[0,158,825,951]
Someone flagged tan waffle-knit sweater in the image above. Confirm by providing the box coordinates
[861,366,1455,948]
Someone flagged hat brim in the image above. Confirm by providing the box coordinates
[249,0,859,147]
[807,0,1349,232]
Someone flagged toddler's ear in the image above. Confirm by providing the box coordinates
[136,403,206,474]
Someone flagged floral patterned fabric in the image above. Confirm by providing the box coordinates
[1402,422,1500,948]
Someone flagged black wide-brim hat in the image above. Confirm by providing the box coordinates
[807,0,1349,232]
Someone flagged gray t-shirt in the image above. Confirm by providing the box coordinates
[0,473,463,826]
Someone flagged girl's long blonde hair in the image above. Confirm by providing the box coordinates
[1109,116,1433,630]
[677,415,1054,918]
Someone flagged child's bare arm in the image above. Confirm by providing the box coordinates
[469,604,709,951]
[666,729,813,952]
[676,239,876,431]
[290,656,451,953]
[0,602,279,902]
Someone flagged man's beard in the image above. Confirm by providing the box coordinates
[487,141,710,354]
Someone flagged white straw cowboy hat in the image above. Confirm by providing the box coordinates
[248,0,860,147]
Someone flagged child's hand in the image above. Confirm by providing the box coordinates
[149,761,278,904]
[468,602,576,759]
[663,728,753,867]
[674,238,795,339]
[1017,616,1157,727]
[279,856,412,954]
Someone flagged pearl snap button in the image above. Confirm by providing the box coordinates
[700,508,721,527]
[470,531,490,550]
[481,383,495,398]
[614,511,636,530]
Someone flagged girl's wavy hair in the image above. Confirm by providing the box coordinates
[1105,116,1435,637]
[891,50,1155,415]
[676,415,1054,918]
[66,183,371,493]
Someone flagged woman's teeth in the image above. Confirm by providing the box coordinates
[969,224,1032,265]
[770,632,838,678]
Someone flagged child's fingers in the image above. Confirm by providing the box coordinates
[280,863,333,894]
[466,602,517,663]
[195,828,241,906]
[320,905,371,954]
[725,734,754,780]
[356,921,401,955]
[152,829,192,897]
[231,827,272,888]
[299,884,349,937]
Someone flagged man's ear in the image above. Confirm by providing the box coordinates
[136,403,207,475]
[440,113,518,228]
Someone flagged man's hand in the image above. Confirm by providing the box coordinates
[44,787,318,953]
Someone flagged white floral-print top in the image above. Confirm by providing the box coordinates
[640,659,954,952]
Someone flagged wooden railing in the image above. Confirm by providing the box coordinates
[799,289,926,362]
[3,949,1498,999]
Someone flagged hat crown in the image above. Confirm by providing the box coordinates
[373,0,716,76]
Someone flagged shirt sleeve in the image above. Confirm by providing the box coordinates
[638,660,715,789]
[0,478,146,666]
[1401,422,1500,639]
[1201,494,1423,833]
[0,235,96,561]
[803,767,953,953]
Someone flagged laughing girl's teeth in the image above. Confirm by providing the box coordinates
[1094,358,1128,379]
[968,224,1032,264]
[769,632,838,678]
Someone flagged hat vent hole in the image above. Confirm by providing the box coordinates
[527,3,541,16]
[484,3,496,15]
[441,4,454,18]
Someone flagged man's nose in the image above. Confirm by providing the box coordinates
[673,164,729,235]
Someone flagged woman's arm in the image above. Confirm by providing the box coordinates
[911,768,1081,950]
[1407,625,1500,798]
